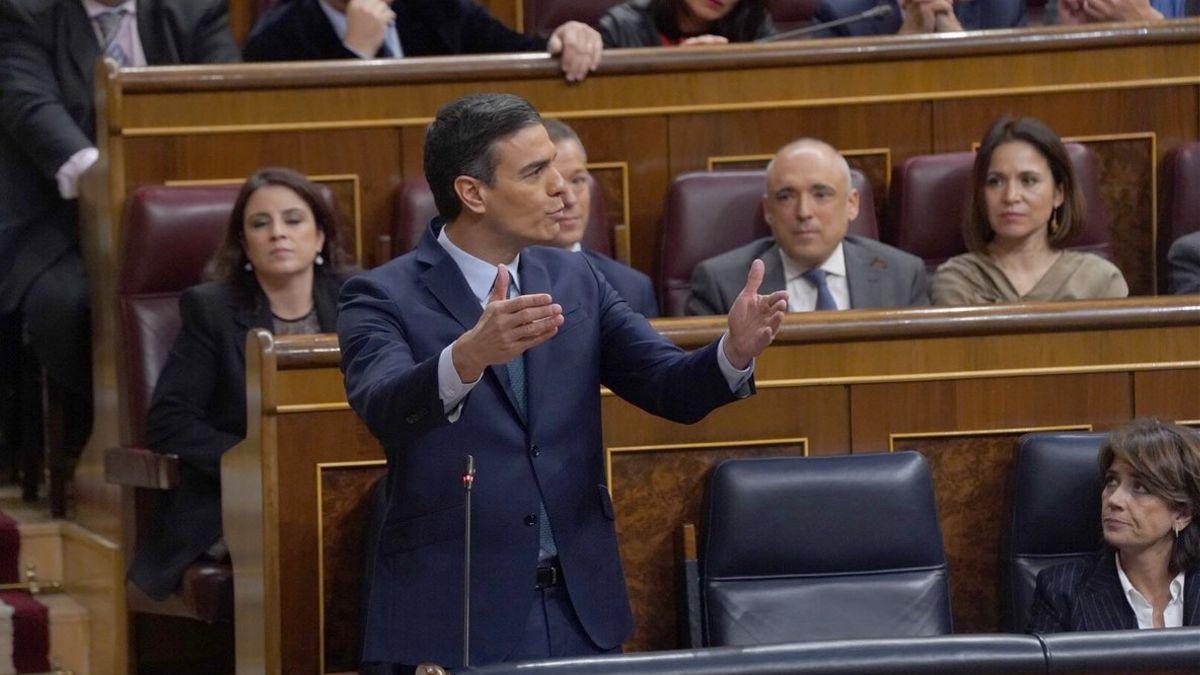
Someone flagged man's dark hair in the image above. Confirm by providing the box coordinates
[424,93,543,221]
[650,0,770,42]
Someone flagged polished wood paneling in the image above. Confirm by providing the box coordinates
[1134,368,1200,423]
[857,373,1130,633]
[320,464,387,673]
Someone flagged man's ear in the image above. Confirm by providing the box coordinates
[455,176,487,216]
[846,188,860,223]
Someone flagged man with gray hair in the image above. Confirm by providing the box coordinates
[688,138,929,315]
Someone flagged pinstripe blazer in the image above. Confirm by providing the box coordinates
[1027,549,1200,633]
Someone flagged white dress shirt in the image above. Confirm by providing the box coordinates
[780,242,850,312]
[1115,552,1185,629]
[318,0,403,58]
[434,227,752,419]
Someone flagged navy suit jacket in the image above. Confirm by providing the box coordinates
[581,249,659,318]
[1027,550,1200,633]
[338,223,740,666]
[811,0,1024,37]
[243,0,544,62]
[0,0,238,312]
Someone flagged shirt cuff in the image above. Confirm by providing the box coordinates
[438,341,480,421]
[55,147,99,200]
[716,333,754,398]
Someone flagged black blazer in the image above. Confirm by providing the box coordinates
[1027,549,1200,633]
[243,0,544,62]
[127,274,344,600]
[0,0,238,313]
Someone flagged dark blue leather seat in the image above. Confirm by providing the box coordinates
[1002,432,1106,633]
[1040,627,1200,672]
[697,451,952,646]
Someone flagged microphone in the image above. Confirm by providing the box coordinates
[757,4,895,42]
[461,454,476,668]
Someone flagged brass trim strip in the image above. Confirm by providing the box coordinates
[276,402,353,414]
[605,436,809,495]
[750,360,1200,389]
[707,153,772,171]
[118,76,1200,138]
[315,459,388,674]
[888,423,1093,451]
[1177,419,1200,427]
[587,160,632,259]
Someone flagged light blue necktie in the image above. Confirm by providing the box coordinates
[94,9,130,66]
[801,268,838,311]
[501,277,558,557]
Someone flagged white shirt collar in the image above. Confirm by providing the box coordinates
[779,240,846,282]
[1115,551,1186,629]
[568,242,583,253]
[437,225,522,302]
[81,0,136,18]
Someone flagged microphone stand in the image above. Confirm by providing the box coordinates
[461,454,476,668]
[757,4,895,42]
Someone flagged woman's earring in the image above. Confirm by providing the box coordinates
[315,253,324,266]
[244,261,253,272]
[1049,209,1061,236]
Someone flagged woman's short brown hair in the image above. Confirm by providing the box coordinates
[962,116,1085,254]
[207,167,351,298]
[1099,419,1200,575]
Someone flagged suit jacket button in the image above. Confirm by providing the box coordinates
[524,514,537,527]
[530,444,541,458]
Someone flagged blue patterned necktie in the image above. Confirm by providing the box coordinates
[501,278,558,557]
[94,9,130,66]
[801,268,838,311]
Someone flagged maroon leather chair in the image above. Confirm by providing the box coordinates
[523,0,818,38]
[657,168,878,317]
[387,175,613,259]
[885,143,1111,274]
[1160,142,1200,293]
[109,183,338,623]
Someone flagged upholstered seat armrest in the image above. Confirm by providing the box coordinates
[676,522,703,648]
[104,447,181,490]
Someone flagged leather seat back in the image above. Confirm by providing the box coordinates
[700,451,952,646]
[1160,142,1200,292]
[1002,432,1105,632]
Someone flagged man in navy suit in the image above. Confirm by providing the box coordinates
[338,93,786,670]
[243,0,602,82]
[542,119,659,318]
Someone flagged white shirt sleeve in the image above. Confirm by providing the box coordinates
[55,147,99,199]
[437,341,482,422]
[716,332,754,397]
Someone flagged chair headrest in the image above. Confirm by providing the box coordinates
[1009,432,1106,555]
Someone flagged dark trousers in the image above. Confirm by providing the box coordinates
[361,584,617,674]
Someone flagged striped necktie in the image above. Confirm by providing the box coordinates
[94,9,130,67]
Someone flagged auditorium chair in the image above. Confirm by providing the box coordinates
[1001,431,1106,633]
[384,174,619,261]
[885,143,1111,274]
[104,183,340,626]
[681,452,953,647]
[1159,141,1200,293]
[519,0,819,39]
[657,169,878,316]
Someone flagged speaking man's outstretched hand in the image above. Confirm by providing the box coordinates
[723,258,788,370]
[452,265,564,383]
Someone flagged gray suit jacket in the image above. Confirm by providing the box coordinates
[1168,231,1200,295]
[0,0,238,312]
[686,235,930,315]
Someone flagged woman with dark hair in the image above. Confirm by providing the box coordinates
[931,116,1127,305]
[127,167,355,600]
[1028,419,1200,632]
[598,0,773,47]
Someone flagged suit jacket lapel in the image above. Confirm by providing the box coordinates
[416,224,525,424]
[64,1,101,94]
[760,244,787,295]
[313,274,341,332]
[1077,551,1138,631]
[232,287,274,363]
[1185,569,1200,626]
[137,0,176,65]
[516,253,554,430]
[844,238,881,309]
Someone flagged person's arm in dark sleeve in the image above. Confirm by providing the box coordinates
[1169,234,1200,295]
[686,261,727,316]
[186,0,241,63]
[1025,567,1071,634]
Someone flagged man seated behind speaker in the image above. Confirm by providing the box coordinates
[242,0,602,82]
[1052,0,1197,23]
[542,119,659,317]
[810,0,1025,38]
[687,139,929,315]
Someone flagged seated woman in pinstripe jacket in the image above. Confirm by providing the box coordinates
[1027,419,1200,632]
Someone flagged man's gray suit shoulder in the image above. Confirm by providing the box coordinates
[845,235,924,269]
[693,237,777,276]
